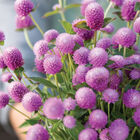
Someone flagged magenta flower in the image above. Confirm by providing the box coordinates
[125,54,140,65]
[53,47,63,58]
[134,17,140,34]
[0,53,7,69]
[111,0,124,6]
[0,92,9,109]
[35,57,45,73]
[133,108,140,127]
[109,119,129,140]
[89,109,108,130]
[72,74,80,86]
[72,34,84,47]
[43,97,64,120]
[1,72,12,82]
[75,87,96,109]
[0,30,5,42]
[99,128,113,140]
[100,23,115,34]
[130,69,140,80]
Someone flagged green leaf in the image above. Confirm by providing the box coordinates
[135,2,140,11]
[60,20,75,34]
[74,20,90,30]
[0,41,4,46]
[65,4,81,10]
[127,118,137,128]
[28,83,40,91]
[103,17,116,28]
[14,67,24,80]
[30,77,57,89]
[43,10,59,18]
[16,25,36,32]
[113,11,123,20]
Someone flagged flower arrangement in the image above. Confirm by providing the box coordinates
[0,0,140,139]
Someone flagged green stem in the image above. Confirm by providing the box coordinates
[130,11,140,28]
[136,34,140,46]
[136,80,140,90]
[104,2,113,18]
[131,126,137,138]
[58,0,66,21]
[108,103,110,121]
[68,53,75,72]
[94,31,97,47]
[123,47,126,57]
[54,74,59,94]
[123,104,126,119]
[98,92,104,111]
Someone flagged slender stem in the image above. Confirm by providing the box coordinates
[127,21,130,28]
[98,92,104,111]
[58,0,66,21]
[108,103,110,121]
[136,80,140,90]
[119,45,122,52]
[123,104,126,119]
[29,14,44,36]
[104,2,113,18]
[130,11,140,29]
[131,126,137,138]
[24,29,33,50]
[54,74,59,92]
[94,31,97,47]
[123,47,126,57]
[136,34,140,46]
[68,53,75,72]
[23,72,33,84]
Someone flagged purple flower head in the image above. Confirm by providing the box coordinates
[113,27,136,47]
[73,47,90,65]
[16,15,34,30]
[134,17,140,34]
[27,124,49,140]
[3,47,24,70]
[0,92,9,109]
[53,47,63,58]
[0,53,7,69]
[112,34,119,49]
[123,89,140,108]
[56,33,75,54]
[109,119,129,140]
[96,38,112,50]
[88,48,108,67]
[15,0,34,16]
[99,128,113,140]
[85,2,104,30]
[63,115,76,129]
[124,54,140,65]
[72,74,80,86]
[102,88,119,104]
[52,4,61,10]
[72,34,84,47]
[1,72,12,82]
[44,29,59,43]
[43,97,64,120]
[130,69,140,79]
[133,108,140,127]
[35,57,45,73]
[133,45,140,54]
[111,0,124,6]
[79,128,98,140]
[43,55,62,75]
[8,81,28,102]
[72,19,94,40]
[22,92,42,112]
[75,87,96,109]
[63,97,76,111]
[121,0,136,21]
[89,109,108,130]
[86,67,109,91]
[0,30,5,42]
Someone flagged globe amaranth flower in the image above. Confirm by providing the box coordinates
[43,97,64,120]
[123,89,140,108]
[124,54,140,65]
[111,0,124,6]
[15,0,34,16]
[85,2,104,30]
[0,30,5,42]
[133,17,140,34]
[121,0,136,21]
[0,53,7,69]
[16,15,34,30]
[99,128,113,140]
[3,47,24,70]
[35,57,45,73]
[1,72,12,82]
[113,27,136,47]
[8,81,28,102]
[72,19,94,40]
[133,108,140,127]
[76,65,90,83]
[33,40,49,58]
[112,34,119,49]
[88,48,108,67]
[89,109,108,130]
[26,124,49,140]
[73,47,90,65]
[43,55,63,75]
[72,74,81,86]
[22,92,42,112]
[44,29,59,43]
[63,115,76,129]
[75,87,96,109]
[79,128,98,140]
[56,33,75,54]
[72,34,84,47]
[0,92,9,109]
[102,88,119,104]
[109,119,129,140]
[52,3,61,11]
[130,69,140,80]
[86,67,109,91]
[63,97,76,111]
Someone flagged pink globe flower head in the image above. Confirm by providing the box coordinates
[123,89,140,108]
[0,30,5,42]
[8,81,28,102]
[3,47,24,70]
[53,47,63,58]
[44,29,59,43]
[79,128,98,140]
[72,34,84,47]
[112,34,119,49]
[134,17,140,34]
[89,109,108,130]
[133,108,140,127]
[43,55,63,75]
[99,128,113,140]
[22,92,42,112]
[111,0,124,6]
[86,67,109,91]
[52,3,61,11]
[75,87,96,109]
[129,54,140,64]
[72,74,81,86]
[73,47,90,65]
[88,48,108,67]
[56,33,75,54]
[100,23,115,34]
[121,0,136,21]
[109,119,129,140]
[72,19,94,40]
[43,97,65,120]
[16,15,34,30]
[76,65,91,83]
[102,88,119,104]
[0,53,7,69]
[130,69,140,80]
[1,72,12,82]
[35,57,45,74]
[0,92,9,109]
[63,115,76,129]
[27,124,49,140]
[63,97,76,111]
[85,2,104,30]
[33,40,49,58]
[113,27,136,47]
[15,0,34,16]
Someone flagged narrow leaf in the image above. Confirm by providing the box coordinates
[103,17,116,27]
[74,20,90,30]
[43,10,59,18]
[113,11,123,20]
[65,4,81,10]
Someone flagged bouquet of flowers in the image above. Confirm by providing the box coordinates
[0,0,140,139]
